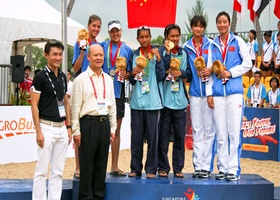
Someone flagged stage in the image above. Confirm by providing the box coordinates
[0,173,278,200]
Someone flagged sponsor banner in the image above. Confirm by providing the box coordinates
[241,107,280,161]
[0,105,131,164]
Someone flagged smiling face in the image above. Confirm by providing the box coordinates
[137,30,151,49]
[109,28,122,44]
[88,20,101,39]
[166,29,180,47]
[216,15,230,35]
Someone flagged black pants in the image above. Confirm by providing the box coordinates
[78,116,110,200]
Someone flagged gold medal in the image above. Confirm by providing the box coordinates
[168,41,174,49]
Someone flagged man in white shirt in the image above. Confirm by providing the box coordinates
[71,44,116,199]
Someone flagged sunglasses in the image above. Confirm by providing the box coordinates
[137,26,149,30]
[108,20,121,26]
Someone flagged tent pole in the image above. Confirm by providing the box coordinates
[61,0,67,74]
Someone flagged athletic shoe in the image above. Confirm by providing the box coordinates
[192,170,201,178]
[199,170,211,178]
[226,174,240,181]
[215,171,226,180]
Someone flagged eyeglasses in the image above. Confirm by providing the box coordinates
[137,26,149,30]
[108,20,121,26]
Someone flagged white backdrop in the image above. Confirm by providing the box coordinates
[0,105,131,164]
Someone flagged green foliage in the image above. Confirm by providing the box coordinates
[183,0,208,41]
[151,35,164,46]
[24,44,74,71]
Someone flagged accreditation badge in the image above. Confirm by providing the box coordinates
[141,81,150,94]
[57,101,66,117]
[171,82,179,92]
[97,101,107,115]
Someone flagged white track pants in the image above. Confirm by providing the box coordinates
[213,94,243,176]
[190,96,215,171]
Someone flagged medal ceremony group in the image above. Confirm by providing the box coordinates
[32,10,280,200]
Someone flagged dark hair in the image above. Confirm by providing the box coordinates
[190,15,207,28]
[278,21,280,26]
[44,39,64,54]
[137,26,151,38]
[264,30,272,37]
[24,65,31,71]
[249,29,256,39]
[216,11,231,24]
[270,76,280,88]
[164,24,181,38]
[88,14,101,26]
[67,69,71,73]
[34,69,41,75]
[277,32,280,37]
[254,70,261,77]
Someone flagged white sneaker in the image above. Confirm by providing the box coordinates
[226,173,240,181]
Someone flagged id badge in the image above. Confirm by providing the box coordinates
[141,81,150,94]
[97,101,107,115]
[252,102,257,108]
[171,82,179,92]
[57,101,66,117]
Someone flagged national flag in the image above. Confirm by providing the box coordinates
[233,0,246,21]
[248,0,256,22]
[274,0,280,19]
[253,0,271,17]
[126,0,177,28]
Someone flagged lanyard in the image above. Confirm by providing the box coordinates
[89,73,106,100]
[107,41,121,69]
[220,34,229,62]
[192,37,203,57]
[140,45,151,58]
[88,38,98,45]
[252,84,261,102]
[44,67,65,102]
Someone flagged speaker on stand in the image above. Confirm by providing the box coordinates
[10,55,24,105]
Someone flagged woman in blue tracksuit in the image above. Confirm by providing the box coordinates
[207,11,251,181]
[158,24,192,178]
[183,15,215,179]
[128,27,165,179]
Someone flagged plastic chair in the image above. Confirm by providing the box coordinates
[264,76,272,88]
[242,76,250,88]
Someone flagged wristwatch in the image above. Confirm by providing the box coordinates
[66,125,72,129]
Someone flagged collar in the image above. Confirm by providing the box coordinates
[87,67,104,77]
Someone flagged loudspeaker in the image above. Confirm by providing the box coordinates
[11,55,24,83]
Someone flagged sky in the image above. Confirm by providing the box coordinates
[46,0,279,49]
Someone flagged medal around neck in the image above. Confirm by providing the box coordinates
[109,69,116,77]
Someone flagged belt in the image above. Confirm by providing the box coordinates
[39,119,65,127]
[83,115,108,122]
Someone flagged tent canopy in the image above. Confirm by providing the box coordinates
[0,0,84,64]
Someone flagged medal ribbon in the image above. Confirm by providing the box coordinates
[220,34,229,62]
[140,45,151,58]
[89,73,106,99]
[192,37,203,57]
[108,41,122,69]
[171,45,179,55]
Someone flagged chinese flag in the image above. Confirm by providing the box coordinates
[248,0,256,22]
[127,0,177,28]
[275,0,280,19]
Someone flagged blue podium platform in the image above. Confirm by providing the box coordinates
[0,174,276,200]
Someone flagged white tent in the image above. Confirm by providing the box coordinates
[0,0,84,64]
[0,0,84,104]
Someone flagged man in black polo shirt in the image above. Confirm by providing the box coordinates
[31,39,72,200]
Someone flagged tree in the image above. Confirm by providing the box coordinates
[151,35,164,46]
[183,0,208,44]
[67,0,75,17]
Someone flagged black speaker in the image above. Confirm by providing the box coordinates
[11,55,24,83]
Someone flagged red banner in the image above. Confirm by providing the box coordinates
[126,0,177,28]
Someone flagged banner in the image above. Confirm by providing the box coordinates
[241,107,280,161]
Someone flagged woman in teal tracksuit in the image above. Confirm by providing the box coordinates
[158,24,192,178]
[128,27,165,179]
[207,11,251,181]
